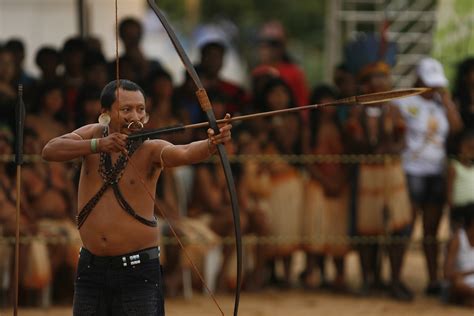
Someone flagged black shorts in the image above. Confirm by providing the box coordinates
[73,247,164,316]
[450,204,474,226]
[406,174,446,206]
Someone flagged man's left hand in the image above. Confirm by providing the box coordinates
[207,113,232,149]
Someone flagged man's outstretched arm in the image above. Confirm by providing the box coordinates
[155,115,232,168]
[42,124,127,162]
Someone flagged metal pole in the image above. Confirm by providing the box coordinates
[77,0,85,37]
[324,0,341,81]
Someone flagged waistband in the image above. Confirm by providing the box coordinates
[79,246,160,269]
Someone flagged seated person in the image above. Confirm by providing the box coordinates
[444,207,474,307]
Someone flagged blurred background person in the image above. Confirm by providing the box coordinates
[83,51,109,91]
[145,68,194,144]
[0,46,17,132]
[447,130,474,231]
[188,141,244,293]
[258,78,305,288]
[333,63,357,124]
[21,127,79,305]
[235,132,271,291]
[195,25,249,116]
[35,46,61,85]
[444,209,474,307]
[453,57,474,129]
[255,21,309,109]
[74,85,102,128]
[0,127,40,307]
[61,36,86,119]
[111,17,162,84]
[26,82,69,148]
[395,57,463,296]
[344,33,413,301]
[302,85,351,291]
[249,65,280,114]
[5,38,35,88]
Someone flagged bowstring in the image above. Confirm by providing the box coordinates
[114,2,224,314]
[115,0,120,121]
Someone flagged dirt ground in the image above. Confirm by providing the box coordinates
[1,288,472,316]
[2,214,473,316]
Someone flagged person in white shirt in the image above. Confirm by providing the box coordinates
[395,57,463,296]
[444,210,474,307]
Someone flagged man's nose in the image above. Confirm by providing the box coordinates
[129,110,140,121]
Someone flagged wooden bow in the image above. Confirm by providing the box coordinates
[143,1,243,315]
[112,1,229,314]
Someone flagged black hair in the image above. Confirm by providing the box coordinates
[453,57,474,114]
[5,38,24,54]
[310,84,338,105]
[309,85,339,147]
[75,85,102,127]
[83,51,106,70]
[100,79,145,110]
[260,77,296,112]
[33,82,67,122]
[119,17,142,39]
[35,46,60,67]
[207,88,229,104]
[200,42,226,56]
[62,37,86,55]
[147,67,173,86]
[146,67,173,98]
[455,128,474,154]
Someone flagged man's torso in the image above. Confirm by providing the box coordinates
[77,139,162,256]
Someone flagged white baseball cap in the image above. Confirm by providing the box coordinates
[194,25,229,50]
[416,57,448,88]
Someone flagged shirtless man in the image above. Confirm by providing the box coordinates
[42,79,232,315]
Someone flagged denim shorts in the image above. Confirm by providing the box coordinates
[405,174,446,206]
[73,247,165,316]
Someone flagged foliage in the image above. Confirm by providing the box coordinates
[433,0,474,85]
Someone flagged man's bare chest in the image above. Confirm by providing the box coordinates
[82,152,158,186]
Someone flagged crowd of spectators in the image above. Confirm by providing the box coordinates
[1,17,474,308]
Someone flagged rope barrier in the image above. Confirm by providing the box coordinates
[0,152,457,249]
[0,153,462,164]
[0,234,447,247]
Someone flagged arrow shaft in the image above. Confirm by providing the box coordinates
[130,87,428,140]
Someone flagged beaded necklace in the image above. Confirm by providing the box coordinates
[77,127,157,229]
[98,127,140,185]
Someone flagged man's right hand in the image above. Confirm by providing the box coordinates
[98,133,128,153]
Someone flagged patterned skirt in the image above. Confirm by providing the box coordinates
[265,170,305,257]
[356,160,412,235]
[303,181,351,256]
